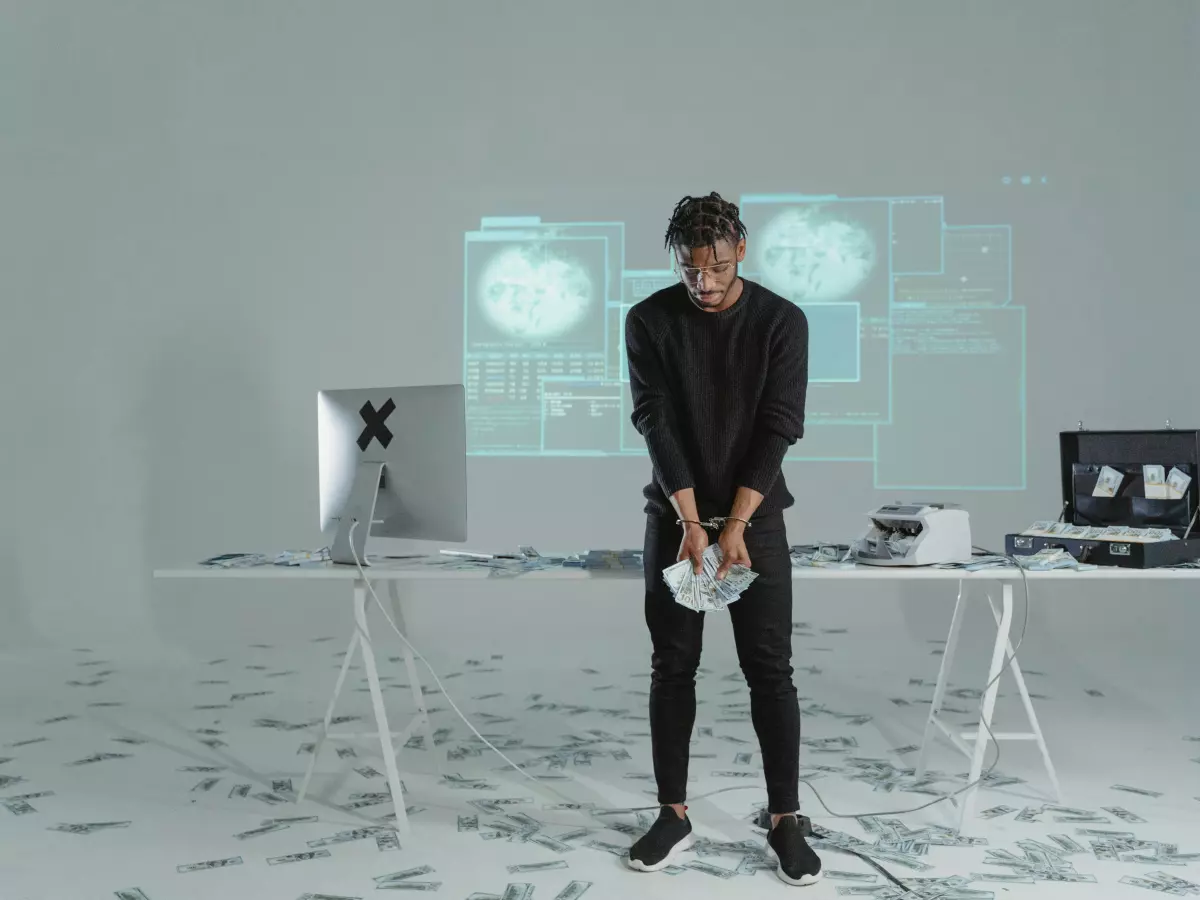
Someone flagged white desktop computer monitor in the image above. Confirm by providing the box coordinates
[317,384,467,565]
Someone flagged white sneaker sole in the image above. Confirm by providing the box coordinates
[764,842,823,886]
[625,832,694,872]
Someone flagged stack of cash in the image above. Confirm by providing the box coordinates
[662,545,757,612]
[581,550,643,570]
[1091,465,1125,497]
[198,548,332,568]
[1146,464,1192,499]
[1012,548,1096,571]
[274,548,331,566]
[935,554,1011,571]
[1093,464,1192,500]
[199,553,271,568]
[1021,522,1178,543]
[790,544,856,568]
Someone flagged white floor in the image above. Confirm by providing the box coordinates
[1,613,1198,900]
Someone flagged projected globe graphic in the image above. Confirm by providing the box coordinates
[478,244,594,340]
[757,207,877,301]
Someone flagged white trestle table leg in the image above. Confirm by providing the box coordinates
[354,579,410,835]
[961,582,1013,829]
[297,628,359,805]
[917,580,969,778]
[985,586,1062,804]
[386,581,444,778]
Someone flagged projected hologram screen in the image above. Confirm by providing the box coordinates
[464,195,1024,490]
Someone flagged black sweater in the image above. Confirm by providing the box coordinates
[625,278,809,520]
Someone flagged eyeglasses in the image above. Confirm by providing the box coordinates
[675,260,736,282]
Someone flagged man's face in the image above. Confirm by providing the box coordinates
[674,238,746,310]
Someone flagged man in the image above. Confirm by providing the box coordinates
[623,192,822,886]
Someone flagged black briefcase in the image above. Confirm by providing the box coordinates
[1004,428,1200,568]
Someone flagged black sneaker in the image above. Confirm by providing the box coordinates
[766,814,823,886]
[626,806,693,872]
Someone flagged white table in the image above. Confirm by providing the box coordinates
[153,561,1198,833]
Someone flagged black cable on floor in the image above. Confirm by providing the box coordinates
[809,825,911,893]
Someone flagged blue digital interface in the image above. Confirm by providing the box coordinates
[463,195,1024,490]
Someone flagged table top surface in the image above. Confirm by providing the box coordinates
[153,559,1200,581]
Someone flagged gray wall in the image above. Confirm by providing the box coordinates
[2,1,1198,690]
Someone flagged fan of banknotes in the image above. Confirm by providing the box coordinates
[662,545,758,612]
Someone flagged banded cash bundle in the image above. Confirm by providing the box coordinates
[1012,548,1096,571]
[1021,522,1178,543]
[662,545,757,613]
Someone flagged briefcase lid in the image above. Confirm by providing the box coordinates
[1059,428,1200,533]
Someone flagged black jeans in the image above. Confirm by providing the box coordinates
[643,512,800,814]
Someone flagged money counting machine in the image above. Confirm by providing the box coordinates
[1005,428,1200,568]
[852,503,973,566]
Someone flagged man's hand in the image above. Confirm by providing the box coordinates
[716,522,751,580]
[677,522,709,575]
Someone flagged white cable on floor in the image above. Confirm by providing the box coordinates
[346,520,1032,824]
[347,522,590,809]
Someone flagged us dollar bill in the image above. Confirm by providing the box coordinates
[552,827,593,843]
[234,822,289,840]
[267,850,331,865]
[1093,465,1124,497]
[553,883,592,900]
[1111,784,1163,798]
[1046,834,1087,854]
[978,805,1017,819]
[526,833,574,853]
[968,872,1036,883]
[375,884,441,892]
[49,821,131,835]
[4,791,53,801]
[507,861,568,874]
[66,752,132,766]
[308,827,391,847]
[376,831,401,851]
[825,871,878,882]
[1167,466,1192,499]
[684,860,737,879]
[1101,806,1148,823]
[177,856,243,873]
[374,865,435,883]
[264,815,318,826]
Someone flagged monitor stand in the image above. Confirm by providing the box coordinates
[331,461,385,566]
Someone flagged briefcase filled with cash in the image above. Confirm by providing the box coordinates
[1005,427,1200,568]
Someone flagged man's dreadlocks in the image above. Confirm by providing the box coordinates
[663,192,748,254]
